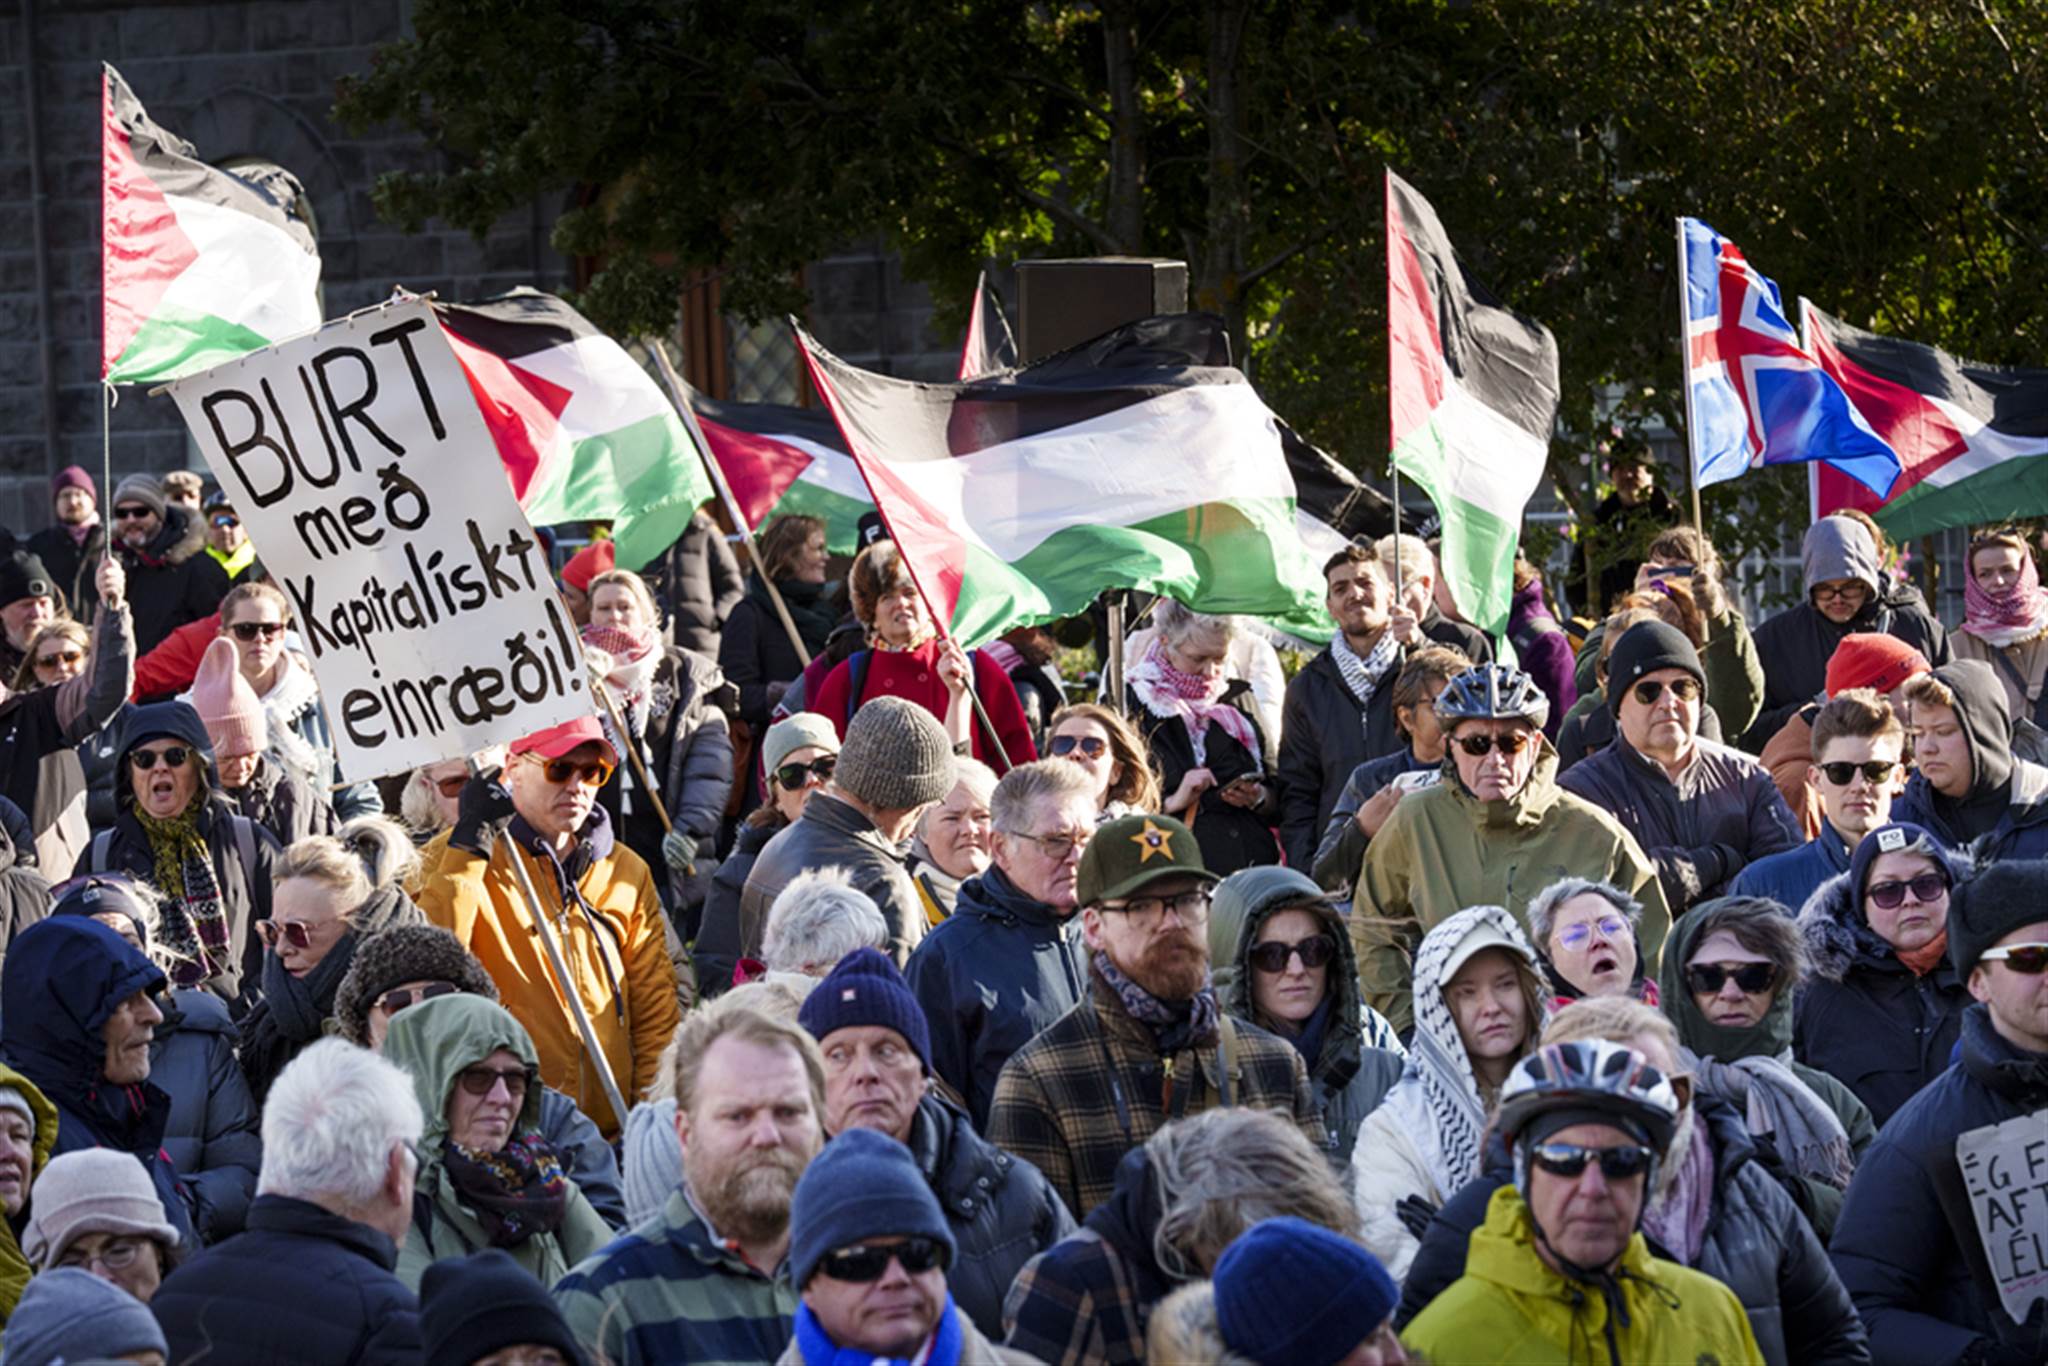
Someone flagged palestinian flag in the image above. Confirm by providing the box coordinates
[1806,302,2048,538]
[797,313,1330,647]
[434,289,714,572]
[1386,170,1559,639]
[102,65,322,384]
[958,270,1019,380]
[691,391,874,555]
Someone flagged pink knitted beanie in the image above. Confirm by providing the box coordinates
[191,637,266,758]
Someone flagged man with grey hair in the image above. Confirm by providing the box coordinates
[1377,532,1493,665]
[907,758,1098,1127]
[763,868,890,976]
[151,1039,425,1364]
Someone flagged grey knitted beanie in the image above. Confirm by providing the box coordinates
[833,696,955,811]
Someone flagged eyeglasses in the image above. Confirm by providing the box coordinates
[1050,734,1108,759]
[1529,1142,1655,1181]
[1979,943,2048,975]
[35,648,84,670]
[1248,933,1336,974]
[376,981,461,1015]
[55,1235,151,1273]
[112,505,155,521]
[1009,829,1090,861]
[1683,961,1778,996]
[256,919,317,950]
[210,514,239,529]
[774,755,836,791]
[524,754,615,788]
[229,621,285,642]
[1631,677,1701,706]
[815,1237,948,1283]
[129,746,190,770]
[1866,873,1949,909]
[1555,915,1631,952]
[1817,760,1899,787]
[434,774,470,798]
[456,1064,534,1099]
[1455,731,1532,758]
[1811,581,1868,603]
[1099,889,1212,926]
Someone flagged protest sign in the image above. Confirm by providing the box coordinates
[1955,1110,2048,1326]
[168,297,592,778]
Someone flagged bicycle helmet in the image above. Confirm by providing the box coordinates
[1432,663,1550,731]
[1498,1039,1680,1159]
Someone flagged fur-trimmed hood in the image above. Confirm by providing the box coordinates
[1797,836,1972,983]
[118,503,208,569]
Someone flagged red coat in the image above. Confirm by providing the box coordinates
[131,613,220,702]
[809,637,1036,774]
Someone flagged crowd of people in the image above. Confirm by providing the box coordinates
[0,461,2044,1366]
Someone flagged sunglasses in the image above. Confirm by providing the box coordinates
[1817,760,1899,787]
[1456,731,1532,758]
[1866,873,1949,909]
[1248,933,1336,974]
[129,746,191,770]
[456,1064,533,1099]
[774,755,837,791]
[1555,915,1631,952]
[815,1237,948,1283]
[35,648,84,670]
[1631,677,1701,706]
[256,919,316,950]
[112,505,155,521]
[1530,1142,1655,1181]
[1050,733,1108,759]
[525,754,615,788]
[210,514,239,528]
[1980,943,2048,975]
[230,621,285,642]
[434,774,470,798]
[1683,961,1778,996]
[377,981,461,1015]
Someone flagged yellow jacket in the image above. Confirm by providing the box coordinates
[1403,1185,1764,1366]
[412,828,680,1139]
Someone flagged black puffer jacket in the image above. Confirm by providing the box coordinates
[908,1090,1075,1340]
[595,647,734,918]
[113,504,230,655]
[1277,646,1404,869]
[149,987,262,1242]
[905,866,1088,1129]
[652,510,745,659]
[26,520,109,626]
[1128,679,1279,876]
[691,816,782,997]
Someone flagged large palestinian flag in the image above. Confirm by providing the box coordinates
[102,65,321,384]
[1806,303,2048,538]
[1386,170,1559,640]
[691,392,874,554]
[435,290,714,571]
[797,313,1331,646]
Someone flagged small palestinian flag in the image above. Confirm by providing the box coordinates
[102,64,321,384]
[1806,302,2048,538]
[1386,169,1559,640]
[435,290,714,572]
[692,391,874,555]
[797,312,1330,647]
[958,270,1019,380]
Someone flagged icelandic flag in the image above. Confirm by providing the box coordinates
[1680,218,1900,496]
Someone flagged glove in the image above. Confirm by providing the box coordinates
[448,768,518,858]
[662,830,699,873]
[693,854,722,883]
[1395,1193,1440,1241]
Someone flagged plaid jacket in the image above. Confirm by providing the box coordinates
[986,968,1319,1220]
[1002,1226,1157,1366]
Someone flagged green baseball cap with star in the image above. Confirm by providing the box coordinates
[1076,813,1219,906]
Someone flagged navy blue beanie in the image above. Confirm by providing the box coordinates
[1846,822,1961,914]
[787,1128,955,1289]
[1213,1217,1397,1366]
[419,1249,588,1366]
[797,947,932,1074]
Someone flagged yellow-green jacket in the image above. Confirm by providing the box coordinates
[0,1064,57,1329]
[1403,1184,1764,1366]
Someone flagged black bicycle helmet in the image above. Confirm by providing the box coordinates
[1432,662,1550,731]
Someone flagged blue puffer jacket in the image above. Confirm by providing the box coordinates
[149,989,262,1242]
[1829,1005,2048,1366]
[1731,825,1852,913]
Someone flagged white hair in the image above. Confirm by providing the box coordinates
[1524,877,1643,949]
[258,1039,423,1209]
[762,868,889,974]
[1154,599,1237,653]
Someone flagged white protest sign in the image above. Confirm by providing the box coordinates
[1956,1109,2048,1325]
[168,297,592,778]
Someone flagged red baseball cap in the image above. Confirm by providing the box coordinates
[1825,633,1930,698]
[509,714,618,765]
[561,541,615,593]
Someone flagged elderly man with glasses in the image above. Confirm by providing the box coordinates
[416,714,679,1141]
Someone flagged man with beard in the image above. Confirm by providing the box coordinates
[105,474,229,655]
[26,466,106,628]
[987,813,1320,1220]
[554,1002,826,1365]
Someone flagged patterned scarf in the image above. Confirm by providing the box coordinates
[1962,547,2048,647]
[134,805,229,987]
[1329,628,1402,738]
[1641,1110,1715,1266]
[440,1132,570,1248]
[1095,950,1220,1054]
[1126,641,1259,766]
[583,624,666,817]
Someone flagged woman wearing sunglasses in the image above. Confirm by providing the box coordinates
[1209,866,1403,1175]
[399,746,508,841]
[1043,702,1160,823]
[1524,877,1659,1008]
[383,994,612,1291]
[1795,822,1973,1129]
[1658,896,1875,1241]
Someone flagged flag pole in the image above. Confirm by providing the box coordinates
[1676,216,1706,535]
[644,339,813,667]
[1385,169,1406,611]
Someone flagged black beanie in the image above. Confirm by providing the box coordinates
[420,1250,588,1366]
[0,550,53,609]
[1606,620,1706,715]
[1948,859,2048,979]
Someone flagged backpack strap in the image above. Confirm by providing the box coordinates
[1984,645,2048,729]
[844,650,873,730]
[89,830,112,873]
[232,814,258,879]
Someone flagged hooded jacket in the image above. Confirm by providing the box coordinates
[1744,518,1949,749]
[1350,742,1670,1036]
[0,799,48,970]
[1829,1004,2048,1366]
[1891,659,2048,861]
[652,511,745,660]
[0,1063,57,1322]
[112,505,229,656]
[146,988,262,1243]
[382,994,611,1290]
[905,865,1088,1129]
[0,918,195,1248]
[1402,1184,1765,1366]
[740,792,926,967]
[1278,644,1406,870]
[1001,1146,1170,1366]
[1209,866,1402,1170]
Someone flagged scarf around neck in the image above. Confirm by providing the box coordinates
[258,929,359,1043]
[1329,627,1402,736]
[1962,548,2048,647]
[1895,925,1951,977]
[1680,1046,1854,1191]
[135,804,229,987]
[761,574,840,655]
[1641,1113,1715,1266]
[1095,950,1220,1054]
[1127,640,1259,766]
[793,1295,964,1366]
[440,1132,570,1248]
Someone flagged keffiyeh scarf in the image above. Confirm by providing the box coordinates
[1962,548,2048,648]
[1126,641,1259,766]
[1682,1046,1855,1192]
[135,805,229,986]
[441,1132,571,1248]
[1330,628,1402,739]
[1095,950,1220,1055]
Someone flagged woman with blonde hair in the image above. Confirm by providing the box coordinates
[1044,701,1160,819]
